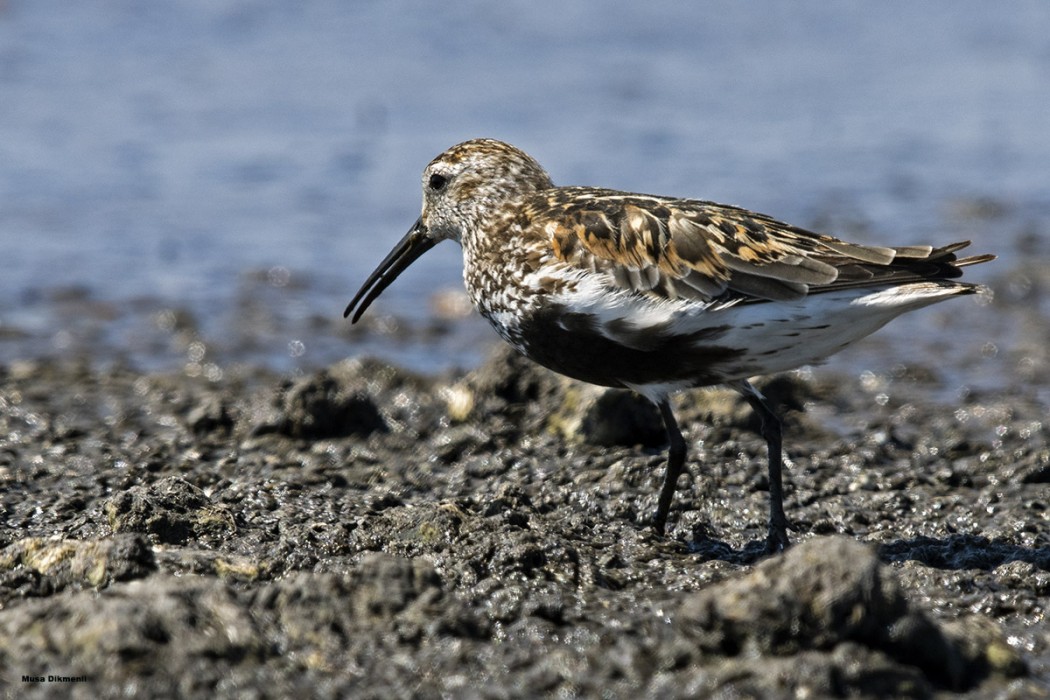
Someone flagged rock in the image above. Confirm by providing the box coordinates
[466,344,562,414]
[105,476,236,545]
[0,574,265,691]
[185,395,234,436]
[549,385,666,448]
[677,537,1005,693]
[0,534,155,596]
[254,369,388,439]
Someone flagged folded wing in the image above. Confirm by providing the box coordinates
[534,188,991,303]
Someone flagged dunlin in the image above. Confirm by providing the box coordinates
[345,139,993,552]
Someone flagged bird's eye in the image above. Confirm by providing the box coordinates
[428,173,448,191]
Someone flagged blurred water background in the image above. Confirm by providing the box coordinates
[1,1,1047,391]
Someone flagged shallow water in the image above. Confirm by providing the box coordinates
[1,1,1047,379]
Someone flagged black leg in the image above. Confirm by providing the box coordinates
[653,398,687,536]
[734,380,791,552]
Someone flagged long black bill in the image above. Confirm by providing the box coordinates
[343,217,437,323]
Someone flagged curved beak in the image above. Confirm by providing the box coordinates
[344,217,437,323]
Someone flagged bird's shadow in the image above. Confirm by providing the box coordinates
[875,533,1050,571]
[685,532,1050,570]
[684,535,776,565]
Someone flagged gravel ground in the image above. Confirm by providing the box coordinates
[1,300,1048,699]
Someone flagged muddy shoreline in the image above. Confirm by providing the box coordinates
[1,330,1047,697]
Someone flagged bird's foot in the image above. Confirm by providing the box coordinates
[765,521,791,554]
[651,512,668,537]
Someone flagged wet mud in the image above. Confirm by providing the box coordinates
[1,320,1048,697]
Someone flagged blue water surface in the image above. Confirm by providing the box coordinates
[0,1,1046,380]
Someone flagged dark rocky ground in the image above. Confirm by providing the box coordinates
[1,273,1049,698]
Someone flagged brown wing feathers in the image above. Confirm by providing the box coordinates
[541,191,989,302]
